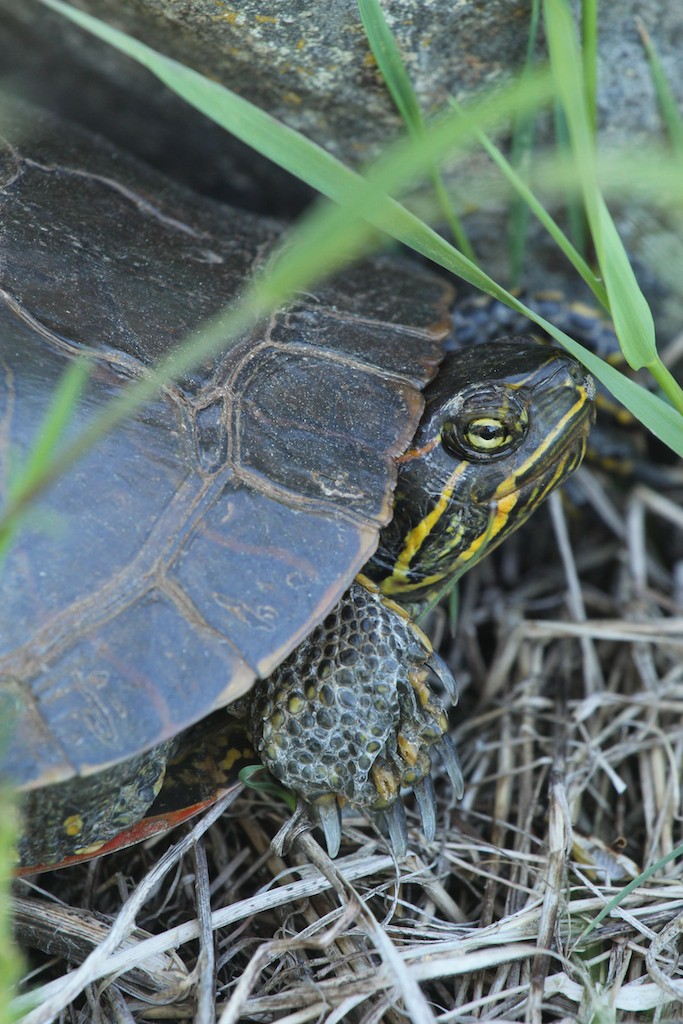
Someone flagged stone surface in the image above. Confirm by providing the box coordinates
[0,0,531,164]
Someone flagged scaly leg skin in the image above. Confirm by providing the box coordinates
[250,579,463,856]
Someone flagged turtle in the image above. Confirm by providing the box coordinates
[0,103,595,871]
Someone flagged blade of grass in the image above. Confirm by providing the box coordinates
[389,142,683,218]
[357,0,475,259]
[533,144,683,206]
[636,18,683,157]
[544,0,683,416]
[574,838,683,947]
[545,1,601,225]
[0,359,89,559]
[553,101,587,254]
[449,97,607,306]
[596,196,683,415]
[0,784,22,1024]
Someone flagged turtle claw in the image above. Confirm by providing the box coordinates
[414,775,437,844]
[316,799,342,858]
[427,651,458,704]
[380,799,408,859]
[435,733,464,798]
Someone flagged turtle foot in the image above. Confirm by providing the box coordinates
[250,580,462,856]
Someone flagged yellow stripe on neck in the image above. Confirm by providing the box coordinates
[386,462,467,591]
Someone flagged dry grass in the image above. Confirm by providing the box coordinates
[11,436,683,1023]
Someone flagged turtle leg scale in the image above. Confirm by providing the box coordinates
[249,579,461,855]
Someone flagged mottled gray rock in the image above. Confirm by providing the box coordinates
[0,0,531,163]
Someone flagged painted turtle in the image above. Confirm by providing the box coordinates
[0,104,595,870]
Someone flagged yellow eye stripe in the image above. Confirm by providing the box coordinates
[492,388,589,500]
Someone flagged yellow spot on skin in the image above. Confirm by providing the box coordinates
[63,814,83,838]
[221,746,256,773]
[371,764,399,803]
[283,91,303,105]
[255,14,277,23]
[409,671,431,708]
[74,840,105,856]
[397,734,419,767]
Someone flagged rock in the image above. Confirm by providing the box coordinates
[0,0,531,165]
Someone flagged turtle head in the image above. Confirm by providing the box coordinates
[368,337,595,603]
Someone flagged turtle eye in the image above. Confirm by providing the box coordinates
[463,417,511,452]
[441,401,528,461]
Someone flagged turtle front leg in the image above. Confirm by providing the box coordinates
[249,579,463,856]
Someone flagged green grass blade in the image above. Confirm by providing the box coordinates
[450,97,607,305]
[0,786,22,1024]
[0,359,89,561]
[648,361,683,417]
[595,195,657,370]
[553,101,587,253]
[637,18,683,156]
[337,0,476,258]
[575,838,683,946]
[544,0,662,368]
[533,144,683,207]
[544,0,599,221]
[357,0,423,132]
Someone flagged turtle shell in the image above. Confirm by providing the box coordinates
[0,102,453,794]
